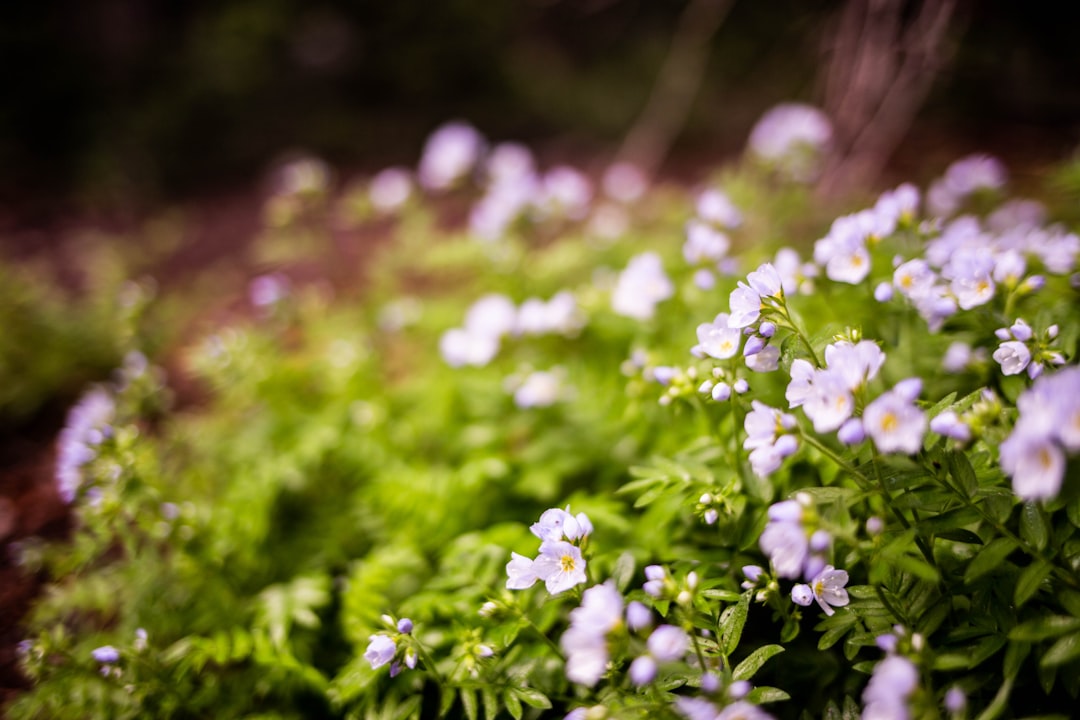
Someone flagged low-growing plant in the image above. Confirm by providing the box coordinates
[8,117,1080,720]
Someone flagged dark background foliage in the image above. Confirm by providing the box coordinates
[2,0,1080,211]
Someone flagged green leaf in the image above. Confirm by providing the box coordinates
[481,686,498,720]
[746,687,790,704]
[512,688,552,710]
[1020,502,1050,552]
[935,528,984,544]
[611,552,636,593]
[1011,616,1080,641]
[503,689,522,720]
[947,450,978,498]
[460,688,478,720]
[720,592,751,656]
[975,677,1014,720]
[894,553,940,583]
[1015,559,1053,607]
[965,538,1017,584]
[732,644,784,680]
[1004,641,1030,680]
[1041,632,1080,668]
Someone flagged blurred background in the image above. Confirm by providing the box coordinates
[3,0,1080,221]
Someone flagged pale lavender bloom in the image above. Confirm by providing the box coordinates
[475,644,494,658]
[801,369,855,433]
[786,359,815,408]
[748,263,784,298]
[930,411,971,441]
[626,601,652,631]
[364,634,396,669]
[484,142,535,186]
[874,183,920,225]
[684,221,731,264]
[791,584,813,606]
[728,283,763,328]
[1001,419,1066,501]
[773,247,818,296]
[56,387,116,504]
[838,418,866,445]
[892,259,936,298]
[647,625,689,662]
[717,701,775,720]
[744,401,799,476]
[539,166,593,221]
[874,282,894,302]
[505,552,539,590]
[694,268,717,290]
[861,655,919,720]
[944,687,966,713]
[760,519,808,579]
[275,156,330,196]
[745,345,780,373]
[530,507,591,542]
[418,121,484,191]
[992,249,1027,285]
[368,167,413,213]
[693,313,742,360]
[562,581,623,686]
[863,385,927,455]
[565,710,588,720]
[676,697,721,720]
[1007,318,1033,342]
[513,369,565,408]
[711,382,733,402]
[733,378,750,394]
[249,273,290,308]
[603,162,648,203]
[439,327,499,368]
[611,253,674,321]
[92,646,120,664]
[748,103,833,182]
[464,294,518,339]
[397,618,413,634]
[743,335,767,357]
[942,342,977,373]
[696,188,743,229]
[943,154,1007,197]
[992,340,1031,376]
[629,655,658,685]
[809,566,850,616]
[533,541,587,594]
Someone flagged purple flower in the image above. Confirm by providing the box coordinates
[364,634,396,669]
[863,384,927,455]
[56,387,116,504]
[809,566,850,616]
[532,541,587,594]
[91,645,120,664]
[629,655,657,685]
[646,625,689,662]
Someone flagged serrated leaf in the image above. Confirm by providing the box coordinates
[1015,559,1053,606]
[732,644,784,680]
[965,537,1017,584]
[1041,632,1080,668]
[512,687,551,710]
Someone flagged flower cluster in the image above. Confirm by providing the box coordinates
[992,319,1066,378]
[440,291,583,367]
[560,581,623,686]
[506,507,592,595]
[364,617,418,676]
[55,386,116,504]
[611,252,675,321]
[999,365,1080,500]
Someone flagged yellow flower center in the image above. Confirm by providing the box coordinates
[560,555,576,573]
[881,412,898,432]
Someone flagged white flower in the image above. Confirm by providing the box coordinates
[809,565,850,616]
[862,655,919,720]
[728,283,763,328]
[418,121,484,191]
[505,552,539,590]
[993,340,1031,376]
[863,384,927,455]
[748,103,832,182]
[611,253,674,321]
[533,541,587,594]
[646,625,689,662]
[684,221,731,264]
[561,581,624,686]
[512,369,565,408]
[745,345,780,373]
[696,188,743,229]
[693,314,742,360]
[369,167,413,213]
